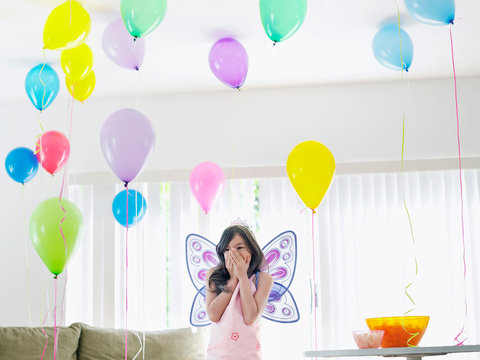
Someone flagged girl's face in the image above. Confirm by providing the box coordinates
[224,234,251,264]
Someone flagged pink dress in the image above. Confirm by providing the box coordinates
[206,275,262,360]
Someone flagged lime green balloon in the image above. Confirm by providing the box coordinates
[121,0,167,38]
[29,198,83,276]
[259,0,307,43]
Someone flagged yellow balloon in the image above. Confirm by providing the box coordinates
[43,1,91,51]
[61,43,94,82]
[66,71,95,102]
[286,140,335,211]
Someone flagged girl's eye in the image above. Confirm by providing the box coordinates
[224,249,230,252]
[237,247,244,250]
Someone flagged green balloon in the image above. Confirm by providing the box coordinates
[259,0,307,43]
[121,0,167,38]
[29,197,83,276]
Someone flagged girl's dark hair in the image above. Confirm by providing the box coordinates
[208,225,264,295]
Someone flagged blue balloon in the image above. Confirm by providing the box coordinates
[112,189,147,227]
[25,64,60,111]
[5,147,39,184]
[372,24,413,71]
[404,0,455,26]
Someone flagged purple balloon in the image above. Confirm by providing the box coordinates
[100,108,155,184]
[209,37,248,89]
[102,18,145,70]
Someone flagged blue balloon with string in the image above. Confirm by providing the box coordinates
[372,24,413,71]
[112,189,147,227]
[25,64,60,111]
[404,0,455,26]
[5,147,39,184]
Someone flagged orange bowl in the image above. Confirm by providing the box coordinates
[366,316,430,348]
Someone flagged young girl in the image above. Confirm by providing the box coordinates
[205,224,273,360]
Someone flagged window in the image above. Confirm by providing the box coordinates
[66,168,480,358]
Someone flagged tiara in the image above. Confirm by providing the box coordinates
[230,217,253,230]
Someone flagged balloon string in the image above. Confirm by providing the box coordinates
[59,163,69,262]
[40,304,50,360]
[58,82,75,265]
[396,3,405,77]
[53,277,58,360]
[132,330,143,360]
[34,112,45,155]
[40,49,47,112]
[311,210,318,354]
[69,0,72,28]
[400,112,419,348]
[450,24,468,346]
[125,184,129,360]
[70,84,75,140]
[21,186,32,326]
[34,50,47,155]
[397,6,419,346]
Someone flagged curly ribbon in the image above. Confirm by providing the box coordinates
[58,79,74,287]
[396,3,419,347]
[449,23,468,346]
[40,304,50,360]
[39,49,47,113]
[132,330,143,360]
[125,183,130,360]
[34,50,47,154]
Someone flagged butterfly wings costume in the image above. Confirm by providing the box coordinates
[185,231,300,326]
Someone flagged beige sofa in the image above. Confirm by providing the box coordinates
[0,322,207,359]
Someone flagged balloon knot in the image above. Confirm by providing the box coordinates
[135,66,139,71]
[273,41,277,47]
[54,275,58,279]
[236,87,241,91]
[124,182,129,188]
[133,37,137,42]
[312,209,317,214]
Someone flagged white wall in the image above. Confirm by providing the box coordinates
[1,76,479,326]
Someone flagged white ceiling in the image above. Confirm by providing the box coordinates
[1,0,480,101]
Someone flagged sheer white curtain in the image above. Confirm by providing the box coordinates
[313,169,480,353]
[66,168,480,359]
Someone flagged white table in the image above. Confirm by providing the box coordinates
[305,345,480,360]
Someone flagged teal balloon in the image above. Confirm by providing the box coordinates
[25,64,60,111]
[29,198,83,276]
[112,189,147,227]
[404,0,455,26]
[121,0,167,38]
[372,24,413,71]
[259,0,307,43]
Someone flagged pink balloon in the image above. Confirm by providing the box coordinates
[102,18,145,70]
[209,38,248,89]
[100,108,155,184]
[35,131,70,175]
[190,162,225,214]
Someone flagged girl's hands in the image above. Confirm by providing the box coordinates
[230,249,250,279]
[225,251,237,280]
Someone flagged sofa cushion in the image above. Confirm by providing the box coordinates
[77,323,206,360]
[0,322,81,360]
